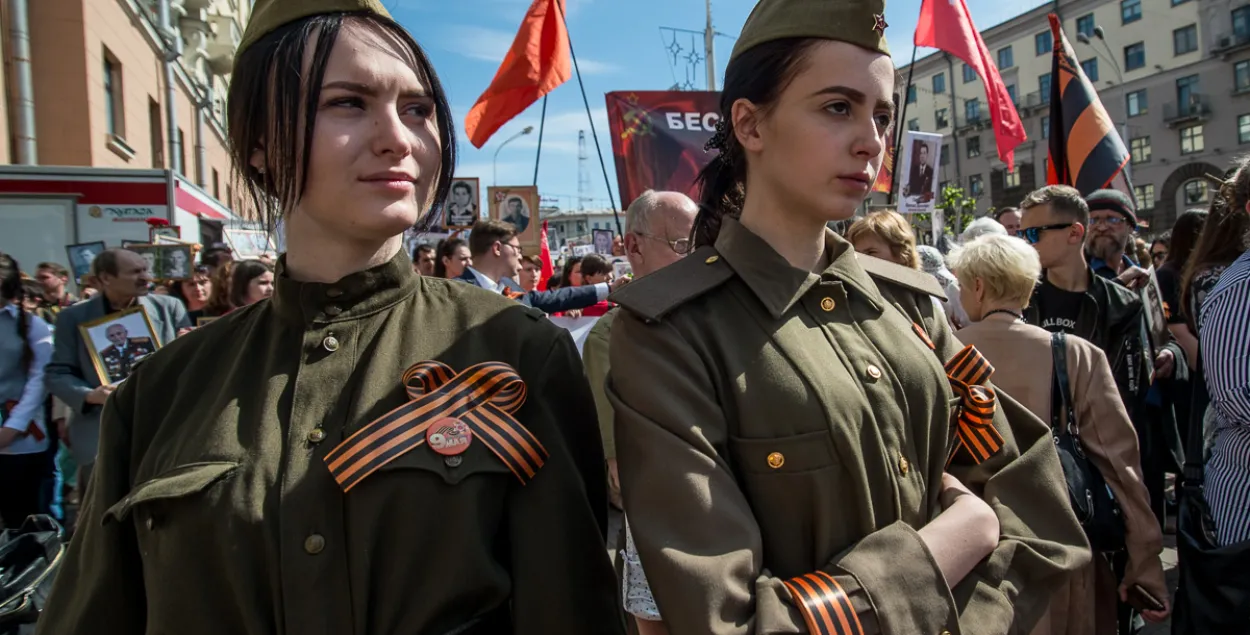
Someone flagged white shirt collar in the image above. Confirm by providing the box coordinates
[469,267,503,294]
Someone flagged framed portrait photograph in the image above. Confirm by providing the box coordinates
[898,130,944,215]
[445,178,480,229]
[149,225,181,242]
[126,244,161,277]
[487,185,540,247]
[160,244,194,280]
[79,306,161,385]
[592,229,614,255]
[224,228,276,259]
[65,241,106,282]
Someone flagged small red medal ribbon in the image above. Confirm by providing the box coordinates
[944,344,1003,465]
[324,361,547,491]
[783,571,865,635]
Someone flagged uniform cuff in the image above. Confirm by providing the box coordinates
[833,521,958,635]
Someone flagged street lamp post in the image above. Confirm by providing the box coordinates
[493,126,535,186]
[1078,27,1131,182]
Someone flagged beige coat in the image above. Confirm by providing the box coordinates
[957,319,1165,635]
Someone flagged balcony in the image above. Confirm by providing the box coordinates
[1212,31,1250,57]
[954,105,992,134]
[205,13,241,75]
[1019,91,1048,114]
[1163,95,1212,127]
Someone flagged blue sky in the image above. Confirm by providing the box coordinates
[388,0,1050,212]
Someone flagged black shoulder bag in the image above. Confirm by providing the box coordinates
[1050,331,1126,553]
[1171,347,1250,633]
[0,515,65,634]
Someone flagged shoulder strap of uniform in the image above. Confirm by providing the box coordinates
[609,246,734,322]
[857,254,947,301]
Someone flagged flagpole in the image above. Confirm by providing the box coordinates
[533,96,548,186]
[556,0,624,236]
[889,46,920,206]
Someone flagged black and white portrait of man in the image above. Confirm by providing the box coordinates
[445,179,478,228]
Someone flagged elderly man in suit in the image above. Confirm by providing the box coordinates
[46,249,189,493]
[457,219,625,314]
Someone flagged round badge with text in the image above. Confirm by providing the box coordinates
[427,418,473,456]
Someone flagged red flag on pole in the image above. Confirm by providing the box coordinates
[464,0,571,149]
[914,0,1026,170]
[537,220,555,291]
[873,129,894,194]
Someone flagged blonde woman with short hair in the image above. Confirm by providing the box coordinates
[846,209,921,268]
[949,234,1169,635]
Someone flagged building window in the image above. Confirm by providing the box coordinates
[1076,14,1095,38]
[1236,61,1250,92]
[1036,31,1052,56]
[148,98,163,168]
[1122,0,1142,23]
[940,144,950,165]
[1127,89,1147,116]
[1006,84,1017,104]
[969,174,984,196]
[1135,184,1156,210]
[1239,114,1250,144]
[1081,58,1099,82]
[226,184,233,210]
[907,85,917,103]
[1039,72,1052,97]
[1174,25,1198,56]
[965,100,980,122]
[1184,180,1208,204]
[1235,6,1250,39]
[103,51,124,138]
[1042,116,1050,139]
[963,63,976,83]
[1180,124,1204,154]
[967,136,981,158]
[212,168,220,199]
[933,73,946,94]
[998,46,1013,69]
[936,108,949,129]
[1124,43,1145,71]
[1005,167,1021,188]
[1130,136,1151,163]
[177,128,186,175]
[907,118,919,131]
[1177,74,1200,111]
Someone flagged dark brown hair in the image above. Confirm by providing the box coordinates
[467,219,518,257]
[229,259,274,308]
[204,260,236,317]
[579,253,612,278]
[1162,210,1205,270]
[36,262,69,278]
[0,253,33,368]
[227,12,456,233]
[1181,160,1250,326]
[693,38,821,247]
[433,238,467,278]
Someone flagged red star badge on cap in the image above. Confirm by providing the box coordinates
[872,14,888,35]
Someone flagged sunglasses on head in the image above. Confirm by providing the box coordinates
[1020,223,1075,244]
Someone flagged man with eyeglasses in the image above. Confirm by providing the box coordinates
[458,219,622,314]
[582,190,698,513]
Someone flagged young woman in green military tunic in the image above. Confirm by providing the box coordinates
[36,2,625,633]
[606,0,1090,633]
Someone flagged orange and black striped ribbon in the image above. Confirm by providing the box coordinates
[783,571,865,635]
[945,344,1003,465]
[324,361,547,492]
[912,322,936,351]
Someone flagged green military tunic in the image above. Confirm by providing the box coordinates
[37,251,626,635]
[606,217,1089,635]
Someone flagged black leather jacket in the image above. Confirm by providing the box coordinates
[1025,270,1154,419]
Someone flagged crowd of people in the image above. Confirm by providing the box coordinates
[0,0,1246,633]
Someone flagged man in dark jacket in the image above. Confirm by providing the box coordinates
[457,219,622,314]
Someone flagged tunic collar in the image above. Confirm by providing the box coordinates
[714,216,886,319]
[272,248,419,325]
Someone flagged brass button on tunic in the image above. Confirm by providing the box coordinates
[36,251,626,635]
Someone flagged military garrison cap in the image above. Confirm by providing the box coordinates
[730,0,890,62]
[237,0,393,61]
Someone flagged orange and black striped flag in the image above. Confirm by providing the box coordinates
[1046,13,1131,195]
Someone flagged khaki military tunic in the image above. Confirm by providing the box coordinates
[37,251,626,635]
[607,217,1089,635]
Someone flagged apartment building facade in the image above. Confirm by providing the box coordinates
[876,0,1250,230]
[0,0,250,276]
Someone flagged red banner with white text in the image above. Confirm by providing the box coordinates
[605,91,721,209]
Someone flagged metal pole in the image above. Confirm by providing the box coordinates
[492,127,533,186]
[533,96,548,186]
[159,0,180,219]
[889,46,920,205]
[9,0,37,164]
[705,0,716,91]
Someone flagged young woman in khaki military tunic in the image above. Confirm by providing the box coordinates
[36,2,625,634]
[606,1,1090,634]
